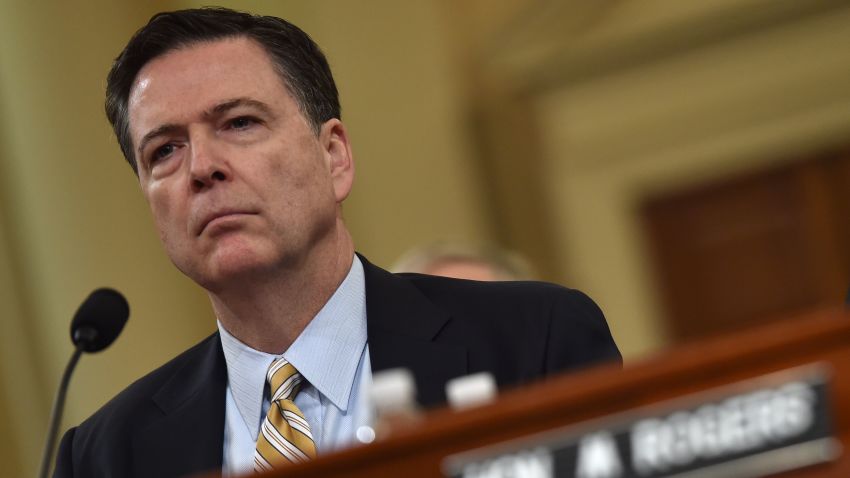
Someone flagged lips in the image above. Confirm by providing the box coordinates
[195,209,256,236]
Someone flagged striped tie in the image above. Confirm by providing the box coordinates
[254,358,317,472]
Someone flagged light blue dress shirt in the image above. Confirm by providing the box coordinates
[218,256,373,476]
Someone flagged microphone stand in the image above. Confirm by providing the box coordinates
[37,327,96,478]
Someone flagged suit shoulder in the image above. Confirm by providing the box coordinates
[73,332,219,436]
[398,273,621,367]
[57,333,224,477]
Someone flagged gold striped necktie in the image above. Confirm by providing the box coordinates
[254,358,317,472]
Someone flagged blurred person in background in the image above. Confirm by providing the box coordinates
[393,241,536,281]
[53,7,620,477]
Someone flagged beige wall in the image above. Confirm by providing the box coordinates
[2,1,848,475]
[463,0,850,357]
[533,1,850,358]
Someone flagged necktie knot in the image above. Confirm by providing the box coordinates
[267,358,303,402]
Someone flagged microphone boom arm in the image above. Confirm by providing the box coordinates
[38,341,85,478]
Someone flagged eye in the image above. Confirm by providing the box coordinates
[151,143,176,163]
[228,116,257,130]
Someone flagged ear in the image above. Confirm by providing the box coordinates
[320,119,355,203]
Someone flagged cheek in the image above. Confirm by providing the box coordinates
[264,150,320,199]
[145,184,181,237]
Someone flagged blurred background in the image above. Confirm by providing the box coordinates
[1,0,849,475]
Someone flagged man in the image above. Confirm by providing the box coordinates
[54,7,621,477]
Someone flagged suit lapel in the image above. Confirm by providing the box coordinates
[133,333,227,477]
[361,255,468,408]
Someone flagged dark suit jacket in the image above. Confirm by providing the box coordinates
[54,257,621,477]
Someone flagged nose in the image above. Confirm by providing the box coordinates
[188,134,229,192]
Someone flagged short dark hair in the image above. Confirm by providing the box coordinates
[105,7,340,174]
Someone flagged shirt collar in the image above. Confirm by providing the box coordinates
[218,255,367,430]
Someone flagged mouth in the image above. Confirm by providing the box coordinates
[196,209,256,236]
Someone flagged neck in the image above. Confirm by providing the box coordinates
[209,222,355,353]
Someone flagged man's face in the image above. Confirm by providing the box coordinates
[127,37,353,291]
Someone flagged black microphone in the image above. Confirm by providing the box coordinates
[38,288,129,478]
[70,288,130,352]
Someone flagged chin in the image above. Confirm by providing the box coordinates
[192,262,268,293]
[182,244,281,291]
[216,252,278,279]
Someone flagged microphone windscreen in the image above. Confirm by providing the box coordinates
[70,288,129,352]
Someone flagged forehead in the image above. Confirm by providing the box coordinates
[127,37,292,139]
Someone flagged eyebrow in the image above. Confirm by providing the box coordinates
[208,97,273,117]
[135,97,274,158]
